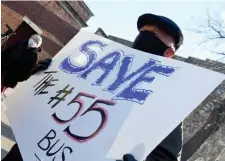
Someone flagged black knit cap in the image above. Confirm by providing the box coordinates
[137,13,184,49]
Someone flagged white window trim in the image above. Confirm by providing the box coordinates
[23,16,43,35]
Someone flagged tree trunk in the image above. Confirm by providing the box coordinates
[181,102,225,161]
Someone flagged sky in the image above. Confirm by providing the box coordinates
[82,1,225,62]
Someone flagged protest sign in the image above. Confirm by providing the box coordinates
[3,31,225,161]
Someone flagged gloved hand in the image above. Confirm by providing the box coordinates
[38,58,52,66]
[31,58,52,75]
[116,154,137,161]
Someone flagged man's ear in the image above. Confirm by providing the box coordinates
[163,48,175,58]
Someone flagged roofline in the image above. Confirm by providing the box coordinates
[58,1,88,28]
[95,28,107,38]
[79,1,94,17]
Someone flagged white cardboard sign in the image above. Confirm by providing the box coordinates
[3,31,225,161]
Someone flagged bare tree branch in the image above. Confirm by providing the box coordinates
[207,12,225,38]
[210,50,225,56]
[192,10,225,58]
[181,99,225,161]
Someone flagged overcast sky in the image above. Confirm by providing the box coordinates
[82,1,225,62]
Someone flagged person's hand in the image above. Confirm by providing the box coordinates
[116,154,137,161]
[31,58,52,75]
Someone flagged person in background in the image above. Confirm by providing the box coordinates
[120,13,184,161]
[1,34,52,93]
[1,34,52,161]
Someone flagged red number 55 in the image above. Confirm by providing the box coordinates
[52,92,116,143]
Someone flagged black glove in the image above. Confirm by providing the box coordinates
[38,58,52,66]
[31,58,52,75]
[116,154,137,161]
[2,144,23,161]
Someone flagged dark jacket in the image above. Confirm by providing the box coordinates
[121,124,182,161]
[1,40,38,89]
[146,123,182,161]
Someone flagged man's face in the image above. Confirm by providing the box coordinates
[139,25,176,58]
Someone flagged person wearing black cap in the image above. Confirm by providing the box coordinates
[120,14,184,161]
[133,13,183,57]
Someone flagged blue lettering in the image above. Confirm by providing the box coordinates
[113,68,155,104]
[79,50,122,86]
[149,64,176,76]
[106,58,158,93]
[113,64,176,104]
[59,40,107,74]
[59,40,177,105]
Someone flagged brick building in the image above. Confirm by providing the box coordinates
[1,1,93,60]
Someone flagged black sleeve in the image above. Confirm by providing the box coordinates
[1,144,23,161]
[31,58,52,75]
[16,52,38,81]
[146,123,182,161]
[1,43,19,72]
[2,41,27,73]
[1,41,24,58]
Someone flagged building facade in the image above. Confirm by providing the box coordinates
[95,28,108,38]
[1,1,93,60]
[108,35,133,47]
